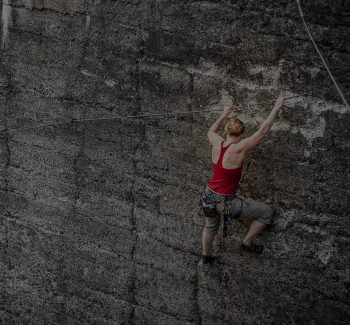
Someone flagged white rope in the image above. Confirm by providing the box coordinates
[1,82,349,136]
[296,0,349,108]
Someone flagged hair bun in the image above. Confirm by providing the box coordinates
[224,118,245,137]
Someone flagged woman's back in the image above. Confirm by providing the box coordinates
[211,140,245,169]
[208,141,243,195]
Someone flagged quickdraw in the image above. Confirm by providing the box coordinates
[222,202,233,237]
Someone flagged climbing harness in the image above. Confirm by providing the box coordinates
[199,186,243,236]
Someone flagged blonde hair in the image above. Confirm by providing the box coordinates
[224,118,245,137]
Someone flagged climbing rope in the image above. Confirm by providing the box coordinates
[1,82,349,136]
[239,1,350,193]
[296,0,349,108]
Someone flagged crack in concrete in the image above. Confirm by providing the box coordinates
[127,48,146,324]
[0,65,14,321]
[11,2,84,17]
[149,231,201,258]
[186,72,203,324]
[52,12,97,323]
[192,265,203,325]
[273,279,350,307]
[69,287,197,323]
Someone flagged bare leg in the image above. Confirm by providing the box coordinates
[243,220,267,246]
[202,229,215,255]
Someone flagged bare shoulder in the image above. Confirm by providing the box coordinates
[230,139,248,153]
[207,130,224,147]
[236,133,261,152]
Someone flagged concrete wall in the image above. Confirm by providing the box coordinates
[1,0,350,324]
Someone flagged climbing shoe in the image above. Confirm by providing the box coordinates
[200,255,216,264]
[240,242,264,254]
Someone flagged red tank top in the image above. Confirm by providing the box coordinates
[207,141,243,195]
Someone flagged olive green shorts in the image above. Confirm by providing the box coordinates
[204,196,273,235]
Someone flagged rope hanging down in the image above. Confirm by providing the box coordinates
[296,0,349,108]
[1,82,349,136]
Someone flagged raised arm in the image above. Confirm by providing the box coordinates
[207,106,234,146]
[240,97,284,150]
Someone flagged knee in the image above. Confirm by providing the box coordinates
[259,204,273,225]
[266,205,273,217]
[204,217,220,235]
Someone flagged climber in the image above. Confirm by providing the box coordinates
[200,97,284,264]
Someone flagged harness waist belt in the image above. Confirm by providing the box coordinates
[205,185,236,202]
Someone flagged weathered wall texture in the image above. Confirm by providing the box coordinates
[1,0,350,324]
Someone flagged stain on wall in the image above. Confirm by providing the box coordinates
[1,0,11,50]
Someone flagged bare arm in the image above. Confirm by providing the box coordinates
[241,97,284,150]
[207,106,234,146]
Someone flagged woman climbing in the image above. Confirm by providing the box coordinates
[201,97,284,264]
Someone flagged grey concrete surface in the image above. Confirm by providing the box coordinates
[1,0,350,324]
